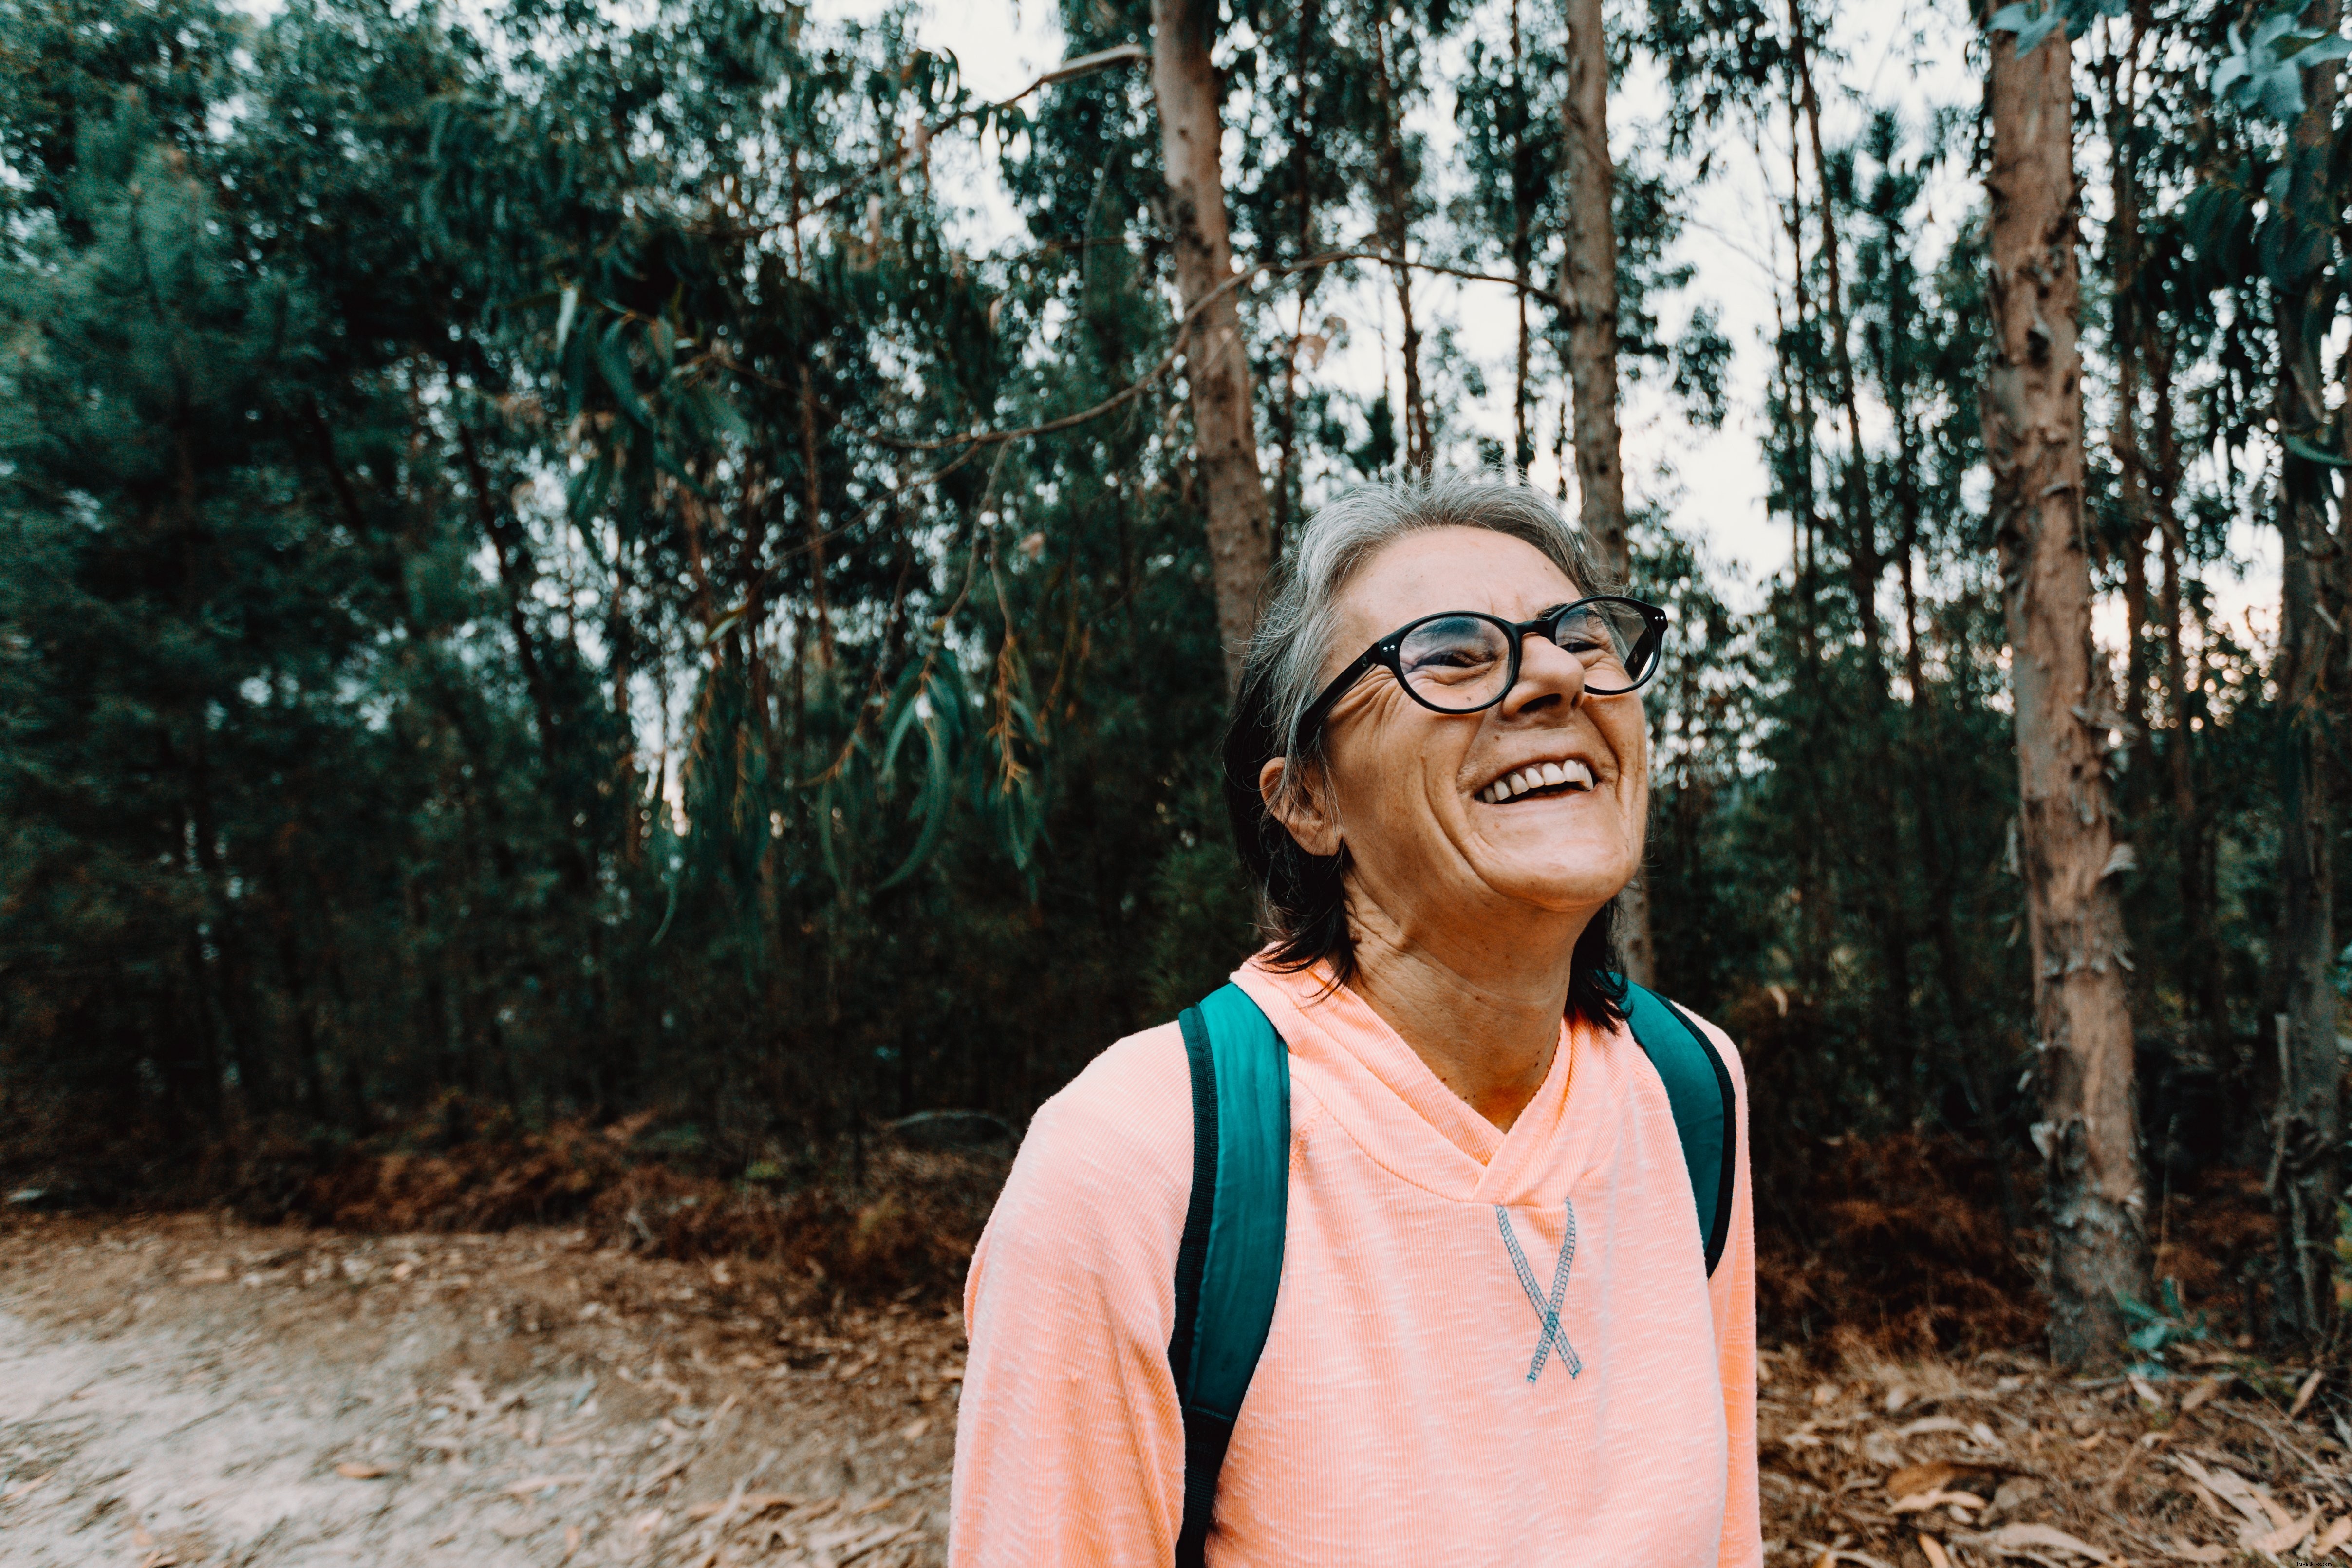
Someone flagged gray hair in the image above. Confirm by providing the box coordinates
[1243,471,1621,771]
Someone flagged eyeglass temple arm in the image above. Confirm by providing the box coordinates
[1291,644,1389,747]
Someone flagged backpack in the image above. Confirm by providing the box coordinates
[1163,979,1736,1568]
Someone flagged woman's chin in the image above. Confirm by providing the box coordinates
[1464,791,1638,892]
[1468,846,1638,915]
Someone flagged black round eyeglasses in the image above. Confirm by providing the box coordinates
[1292,595,1668,743]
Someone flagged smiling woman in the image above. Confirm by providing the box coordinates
[950,473,1760,1568]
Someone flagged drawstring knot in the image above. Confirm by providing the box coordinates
[1494,1198,1581,1382]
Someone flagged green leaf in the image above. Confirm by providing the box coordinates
[554,285,579,354]
[682,377,752,445]
[597,316,658,432]
[2283,433,2352,466]
[875,713,953,891]
[816,776,847,890]
[698,606,747,647]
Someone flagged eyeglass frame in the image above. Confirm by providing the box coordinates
[1290,595,1669,746]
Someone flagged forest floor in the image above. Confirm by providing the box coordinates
[0,1211,2343,1568]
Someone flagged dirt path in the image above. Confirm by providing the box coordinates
[0,1215,956,1567]
[4,1212,2345,1567]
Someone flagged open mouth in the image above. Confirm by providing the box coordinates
[1475,759,1597,804]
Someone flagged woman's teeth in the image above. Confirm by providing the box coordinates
[1476,759,1596,804]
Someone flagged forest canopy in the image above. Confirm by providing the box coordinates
[0,0,2341,1363]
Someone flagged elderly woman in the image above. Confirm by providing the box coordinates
[950,473,1758,1568]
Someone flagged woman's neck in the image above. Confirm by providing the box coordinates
[1341,900,1587,1133]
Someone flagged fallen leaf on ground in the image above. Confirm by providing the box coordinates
[2314,1514,2352,1556]
[899,1417,931,1441]
[2178,1377,2222,1414]
[2249,1505,2317,1554]
[560,1524,582,1563]
[335,1462,388,1479]
[637,1456,691,1495]
[1917,1536,1952,1568]
[839,1521,921,1563]
[2158,1542,2226,1565]
[2172,1454,2277,1529]
[1891,1490,1987,1515]
[1896,1417,1973,1439]
[2292,1369,2326,1419]
[1888,1461,1999,1501]
[502,1473,588,1496]
[1969,1522,2112,1563]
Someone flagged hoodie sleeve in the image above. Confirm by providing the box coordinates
[950,1023,1195,1568]
[1698,1017,1763,1568]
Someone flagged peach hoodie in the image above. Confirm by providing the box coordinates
[952,955,1761,1568]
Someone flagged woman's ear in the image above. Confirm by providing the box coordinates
[1261,756,1343,858]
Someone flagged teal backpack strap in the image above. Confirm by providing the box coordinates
[1168,984,1289,1568]
[1619,981,1738,1275]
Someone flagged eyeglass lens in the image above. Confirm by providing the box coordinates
[1395,603,1653,713]
[1551,601,1652,693]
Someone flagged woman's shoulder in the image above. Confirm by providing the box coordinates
[1001,1019,1196,1224]
[1680,1004,1749,1099]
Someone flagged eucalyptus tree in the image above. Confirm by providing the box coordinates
[1983,0,2150,1367]
[1151,0,1275,679]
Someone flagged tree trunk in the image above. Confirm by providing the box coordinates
[1366,0,1429,470]
[1511,0,1534,474]
[1774,85,1829,1000]
[1792,3,1883,671]
[1152,0,1274,683]
[1794,5,1915,1074]
[2106,21,2155,797]
[2268,0,2343,1344]
[1980,19,2149,1368]
[1273,0,1321,558]
[1560,0,1654,987]
[2152,330,2225,1057]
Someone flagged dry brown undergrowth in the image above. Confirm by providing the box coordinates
[1760,1341,2352,1567]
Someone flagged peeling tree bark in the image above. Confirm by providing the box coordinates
[1980,21,2149,1369]
[1560,0,1654,988]
[1152,0,1274,684]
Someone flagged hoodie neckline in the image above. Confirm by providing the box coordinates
[1230,955,1594,1207]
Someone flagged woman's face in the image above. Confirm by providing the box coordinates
[1268,526,1648,953]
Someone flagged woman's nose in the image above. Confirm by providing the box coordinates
[1499,631,1588,716]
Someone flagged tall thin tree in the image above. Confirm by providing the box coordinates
[2267,0,2344,1342]
[1560,0,1656,987]
[1980,9,2149,1367]
[1153,0,1275,680]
